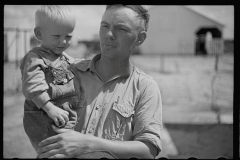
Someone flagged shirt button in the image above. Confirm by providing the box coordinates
[88,129,93,133]
[96,105,100,110]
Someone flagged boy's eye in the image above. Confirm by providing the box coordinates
[53,35,60,38]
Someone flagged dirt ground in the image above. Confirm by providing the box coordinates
[165,123,233,159]
[4,92,37,158]
[3,53,234,158]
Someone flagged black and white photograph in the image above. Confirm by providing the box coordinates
[4,5,234,159]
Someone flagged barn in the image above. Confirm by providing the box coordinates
[139,5,225,55]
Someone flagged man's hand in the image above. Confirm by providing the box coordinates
[37,125,90,158]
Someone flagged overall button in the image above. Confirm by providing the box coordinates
[95,105,100,110]
[63,78,67,83]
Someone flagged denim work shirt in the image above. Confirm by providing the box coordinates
[71,54,163,154]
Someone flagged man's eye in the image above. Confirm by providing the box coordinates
[101,25,108,28]
[120,28,127,31]
[53,35,60,38]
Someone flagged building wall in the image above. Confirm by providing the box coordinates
[4,30,33,62]
[4,17,34,62]
[140,6,224,55]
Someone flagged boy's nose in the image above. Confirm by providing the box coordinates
[60,39,67,44]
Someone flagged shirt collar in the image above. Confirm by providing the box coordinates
[76,54,101,72]
[33,47,60,58]
[89,53,101,72]
[33,47,74,63]
[77,53,134,80]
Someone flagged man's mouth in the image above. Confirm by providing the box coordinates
[104,44,116,47]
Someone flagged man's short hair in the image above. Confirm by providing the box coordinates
[35,5,76,28]
[106,5,150,31]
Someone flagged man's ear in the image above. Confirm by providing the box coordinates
[34,27,42,40]
[136,31,147,46]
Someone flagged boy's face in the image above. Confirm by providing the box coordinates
[39,21,74,55]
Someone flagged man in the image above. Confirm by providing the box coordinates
[37,5,162,159]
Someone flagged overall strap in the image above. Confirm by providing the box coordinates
[31,47,53,67]
[62,52,75,64]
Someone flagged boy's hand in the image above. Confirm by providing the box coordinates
[42,101,69,127]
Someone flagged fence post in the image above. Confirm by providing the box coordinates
[24,30,27,55]
[160,54,165,73]
[215,53,219,72]
[15,28,19,69]
[213,39,224,72]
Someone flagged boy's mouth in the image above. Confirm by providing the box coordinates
[57,47,65,50]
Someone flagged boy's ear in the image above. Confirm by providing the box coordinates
[135,31,147,46]
[34,27,42,40]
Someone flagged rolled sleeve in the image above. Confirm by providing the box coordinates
[133,78,162,155]
[31,91,51,108]
[20,51,50,109]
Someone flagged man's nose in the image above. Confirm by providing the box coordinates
[106,29,115,39]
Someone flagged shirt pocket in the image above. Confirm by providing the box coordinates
[23,110,49,143]
[112,101,135,118]
[104,100,134,141]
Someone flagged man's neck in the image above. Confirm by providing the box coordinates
[95,56,131,83]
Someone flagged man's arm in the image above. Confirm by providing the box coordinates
[87,133,157,159]
[37,125,157,159]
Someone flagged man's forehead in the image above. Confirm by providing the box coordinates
[102,7,139,22]
[101,7,141,28]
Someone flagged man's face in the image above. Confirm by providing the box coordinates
[99,7,142,60]
[40,21,74,55]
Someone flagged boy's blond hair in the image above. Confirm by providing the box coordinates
[35,5,76,29]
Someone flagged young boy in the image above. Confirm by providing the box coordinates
[20,5,84,154]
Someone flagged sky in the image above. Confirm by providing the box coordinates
[4,5,234,42]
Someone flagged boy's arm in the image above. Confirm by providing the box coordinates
[20,52,70,127]
[20,52,51,109]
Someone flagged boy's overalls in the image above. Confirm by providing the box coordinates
[22,47,84,152]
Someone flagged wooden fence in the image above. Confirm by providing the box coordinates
[207,39,224,55]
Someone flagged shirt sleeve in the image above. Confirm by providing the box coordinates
[20,51,51,109]
[133,77,163,156]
